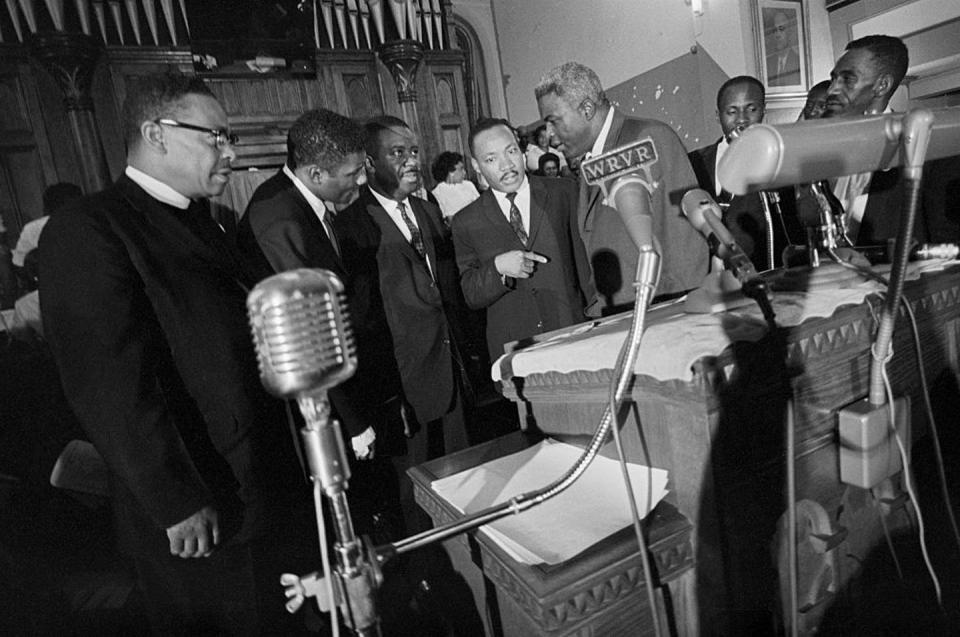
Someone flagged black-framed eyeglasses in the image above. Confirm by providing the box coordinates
[155,118,239,148]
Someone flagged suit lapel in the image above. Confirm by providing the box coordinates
[410,198,438,273]
[580,112,627,228]
[527,177,548,246]
[478,189,525,248]
[363,190,424,268]
[280,172,344,272]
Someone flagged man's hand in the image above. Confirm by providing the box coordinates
[351,426,376,460]
[166,505,219,558]
[494,250,548,279]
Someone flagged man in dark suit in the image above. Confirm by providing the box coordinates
[822,35,917,245]
[766,11,801,87]
[334,115,471,533]
[237,108,377,461]
[535,61,708,314]
[451,118,592,362]
[688,76,802,270]
[39,74,310,634]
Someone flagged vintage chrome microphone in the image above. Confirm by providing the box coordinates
[247,269,380,636]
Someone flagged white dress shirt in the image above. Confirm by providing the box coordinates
[369,188,433,276]
[587,107,617,159]
[713,137,731,196]
[283,164,336,240]
[491,176,532,234]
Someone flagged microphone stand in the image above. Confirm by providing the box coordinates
[286,252,667,636]
[868,108,934,406]
[298,392,383,637]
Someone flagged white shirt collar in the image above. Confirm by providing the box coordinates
[368,187,412,219]
[283,164,328,220]
[714,137,731,196]
[588,107,616,159]
[125,165,190,209]
[491,176,531,220]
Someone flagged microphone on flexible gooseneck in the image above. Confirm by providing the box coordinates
[681,189,777,328]
[681,189,762,287]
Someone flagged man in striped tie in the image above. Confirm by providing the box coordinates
[451,118,594,364]
[335,115,472,535]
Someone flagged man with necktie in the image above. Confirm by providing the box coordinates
[766,11,801,87]
[335,115,471,534]
[237,108,377,462]
[451,118,593,364]
[536,61,708,313]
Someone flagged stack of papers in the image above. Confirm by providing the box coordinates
[430,439,669,565]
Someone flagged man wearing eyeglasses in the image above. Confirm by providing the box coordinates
[39,73,310,634]
[335,116,473,536]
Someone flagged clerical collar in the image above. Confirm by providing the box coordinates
[588,107,616,159]
[125,165,190,209]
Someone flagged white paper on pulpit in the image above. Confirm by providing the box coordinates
[430,439,669,565]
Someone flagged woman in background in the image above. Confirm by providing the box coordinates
[431,151,480,222]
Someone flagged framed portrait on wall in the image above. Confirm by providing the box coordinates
[754,0,809,98]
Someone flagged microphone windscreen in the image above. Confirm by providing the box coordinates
[247,269,357,398]
[609,177,655,251]
[718,106,960,194]
[680,189,712,235]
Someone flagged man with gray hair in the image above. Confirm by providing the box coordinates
[536,61,708,313]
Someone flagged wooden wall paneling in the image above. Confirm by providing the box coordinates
[0,50,60,235]
[316,50,384,120]
[418,51,469,188]
[99,47,194,173]
[204,74,334,169]
[90,60,126,178]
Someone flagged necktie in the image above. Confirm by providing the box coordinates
[321,213,340,258]
[506,192,528,246]
[397,200,425,259]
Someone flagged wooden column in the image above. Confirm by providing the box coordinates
[28,32,111,193]
[377,39,423,136]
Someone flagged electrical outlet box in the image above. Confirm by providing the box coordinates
[837,396,910,489]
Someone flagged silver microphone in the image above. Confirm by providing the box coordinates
[247,268,357,399]
[247,268,357,495]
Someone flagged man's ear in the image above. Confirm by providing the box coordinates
[309,165,329,184]
[141,121,165,153]
[580,99,596,120]
[365,155,375,173]
[873,72,894,100]
[470,156,480,174]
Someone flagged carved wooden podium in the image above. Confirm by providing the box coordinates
[411,264,960,635]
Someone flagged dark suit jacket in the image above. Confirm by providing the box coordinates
[579,110,708,312]
[767,47,801,87]
[335,186,468,426]
[237,170,371,438]
[452,176,592,361]
[689,139,803,269]
[39,174,301,556]
[856,167,944,247]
